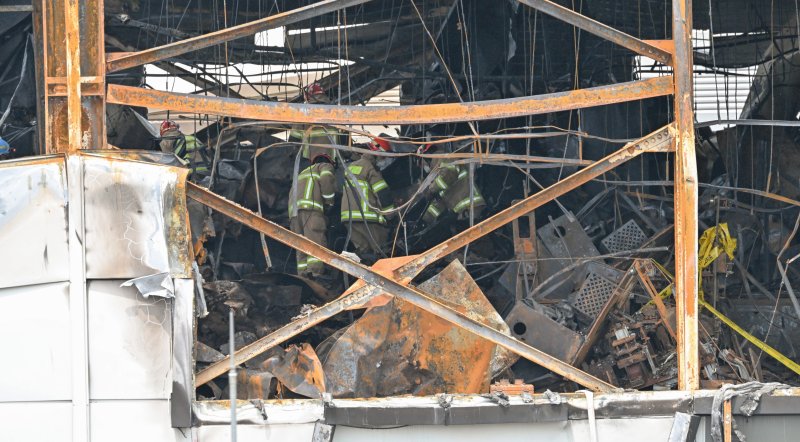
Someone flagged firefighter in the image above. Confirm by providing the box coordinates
[341,138,395,261]
[421,144,485,225]
[159,120,209,173]
[288,152,337,278]
[289,83,345,163]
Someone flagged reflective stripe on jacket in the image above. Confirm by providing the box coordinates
[429,159,484,217]
[341,157,394,224]
[289,163,336,214]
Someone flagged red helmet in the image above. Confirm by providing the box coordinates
[370,137,391,152]
[311,153,333,164]
[160,120,179,136]
[417,143,433,154]
[304,83,326,101]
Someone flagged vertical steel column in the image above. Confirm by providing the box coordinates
[672,0,700,390]
[64,0,81,151]
[36,0,106,153]
[31,1,47,154]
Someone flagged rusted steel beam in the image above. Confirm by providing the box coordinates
[38,0,106,153]
[634,260,677,341]
[187,183,617,393]
[672,0,700,391]
[517,0,672,65]
[194,126,673,388]
[64,0,81,152]
[395,126,674,276]
[105,34,247,100]
[106,0,373,73]
[723,399,733,442]
[32,0,46,154]
[107,76,673,125]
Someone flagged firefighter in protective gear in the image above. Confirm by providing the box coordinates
[422,144,485,224]
[289,83,345,162]
[159,120,210,173]
[289,153,337,278]
[341,138,395,260]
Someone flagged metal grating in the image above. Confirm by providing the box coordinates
[572,270,619,319]
[601,220,648,253]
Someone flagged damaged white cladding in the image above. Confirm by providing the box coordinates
[0,153,195,441]
[6,153,800,442]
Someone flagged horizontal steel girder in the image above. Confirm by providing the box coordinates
[517,0,673,65]
[187,182,617,392]
[107,76,674,125]
[106,0,374,73]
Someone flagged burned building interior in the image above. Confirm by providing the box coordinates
[3,0,800,404]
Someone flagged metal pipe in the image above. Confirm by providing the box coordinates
[194,126,673,388]
[516,0,672,64]
[672,0,700,391]
[106,0,374,72]
[0,5,34,12]
[106,76,675,126]
[228,307,237,442]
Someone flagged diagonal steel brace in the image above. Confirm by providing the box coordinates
[193,125,674,390]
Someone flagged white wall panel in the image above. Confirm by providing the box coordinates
[88,280,172,400]
[0,402,72,442]
[0,282,72,401]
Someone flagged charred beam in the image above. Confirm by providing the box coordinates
[193,125,674,388]
[105,34,247,100]
[381,125,674,282]
[187,183,617,393]
[107,76,674,125]
[106,0,374,73]
[517,0,673,64]
[672,0,700,391]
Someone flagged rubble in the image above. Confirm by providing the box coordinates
[3,0,800,406]
[321,260,515,398]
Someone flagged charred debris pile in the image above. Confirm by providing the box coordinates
[2,0,800,399]
[191,135,800,399]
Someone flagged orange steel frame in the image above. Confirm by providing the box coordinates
[36,0,699,391]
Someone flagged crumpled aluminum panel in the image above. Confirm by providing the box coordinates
[322,260,515,398]
[82,154,192,279]
[0,156,69,288]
